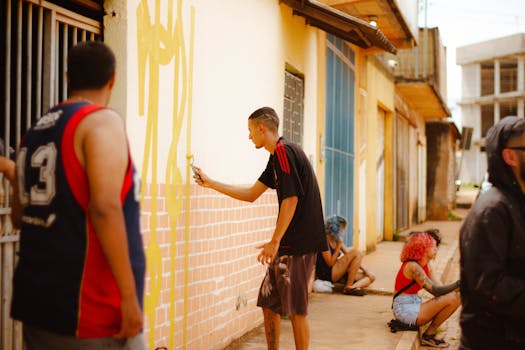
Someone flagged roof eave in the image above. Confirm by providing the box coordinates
[396,79,451,119]
[282,0,397,54]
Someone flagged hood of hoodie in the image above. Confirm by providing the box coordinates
[486,116,525,199]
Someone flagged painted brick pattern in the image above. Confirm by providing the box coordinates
[141,183,278,349]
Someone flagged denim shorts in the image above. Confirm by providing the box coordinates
[392,294,422,326]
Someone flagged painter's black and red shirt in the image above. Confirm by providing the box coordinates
[258,137,326,255]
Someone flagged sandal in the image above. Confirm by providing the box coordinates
[343,287,365,296]
[420,333,449,348]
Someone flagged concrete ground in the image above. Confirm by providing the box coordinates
[225,189,476,350]
[226,293,401,350]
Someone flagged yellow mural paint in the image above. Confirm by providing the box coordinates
[183,8,196,350]
[136,1,162,347]
[136,0,195,348]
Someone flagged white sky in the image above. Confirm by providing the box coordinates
[420,0,525,127]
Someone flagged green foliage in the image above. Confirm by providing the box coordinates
[447,211,462,221]
[459,182,480,189]
[393,229,401,241]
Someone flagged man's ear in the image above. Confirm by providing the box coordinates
[108,73,116,90]
[502,148,519,167]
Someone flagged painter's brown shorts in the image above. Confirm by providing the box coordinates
[256,253,316,316]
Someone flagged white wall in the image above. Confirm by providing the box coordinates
[460,104,484,184]
[118,0,320,185]
[461,64,480,99]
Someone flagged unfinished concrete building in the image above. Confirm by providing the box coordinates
[457,33,525,184]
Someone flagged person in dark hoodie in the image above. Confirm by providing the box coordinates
[459,116,525,349]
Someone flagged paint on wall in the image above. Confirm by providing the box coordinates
[136,1,195,348]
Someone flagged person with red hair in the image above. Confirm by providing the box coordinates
[392,232,461,348]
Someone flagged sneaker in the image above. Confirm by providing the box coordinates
[420,333,449,348]
[343,287,366,296]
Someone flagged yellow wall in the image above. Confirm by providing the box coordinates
[354,48,368,251]
[279,4,322,163]
[315,31,327,200]
[364,57,395,250]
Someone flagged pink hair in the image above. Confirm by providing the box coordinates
[400,232,435,262]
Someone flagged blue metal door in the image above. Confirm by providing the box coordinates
[324,35,355,246]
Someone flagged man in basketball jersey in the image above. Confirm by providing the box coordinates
[7,41,146,349]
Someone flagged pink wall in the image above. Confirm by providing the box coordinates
[141,183,278,349]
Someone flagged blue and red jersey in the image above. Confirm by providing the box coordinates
[10,101,145,338]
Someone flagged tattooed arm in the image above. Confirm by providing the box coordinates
[405,262,460,297]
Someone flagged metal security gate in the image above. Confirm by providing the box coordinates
[324,34,355,246]
[1,1,101,348]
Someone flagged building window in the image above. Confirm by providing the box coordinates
[500,58,518,93]
[481,62,494,96]
[500,100,518,118]
[283,70,304,146]
[481,104,494,137]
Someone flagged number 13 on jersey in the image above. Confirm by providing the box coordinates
[16,143,58,206]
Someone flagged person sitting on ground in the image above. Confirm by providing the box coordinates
[393,231,461,348]
[316,215,375,296]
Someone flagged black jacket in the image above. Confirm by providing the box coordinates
[459,117,525,349]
